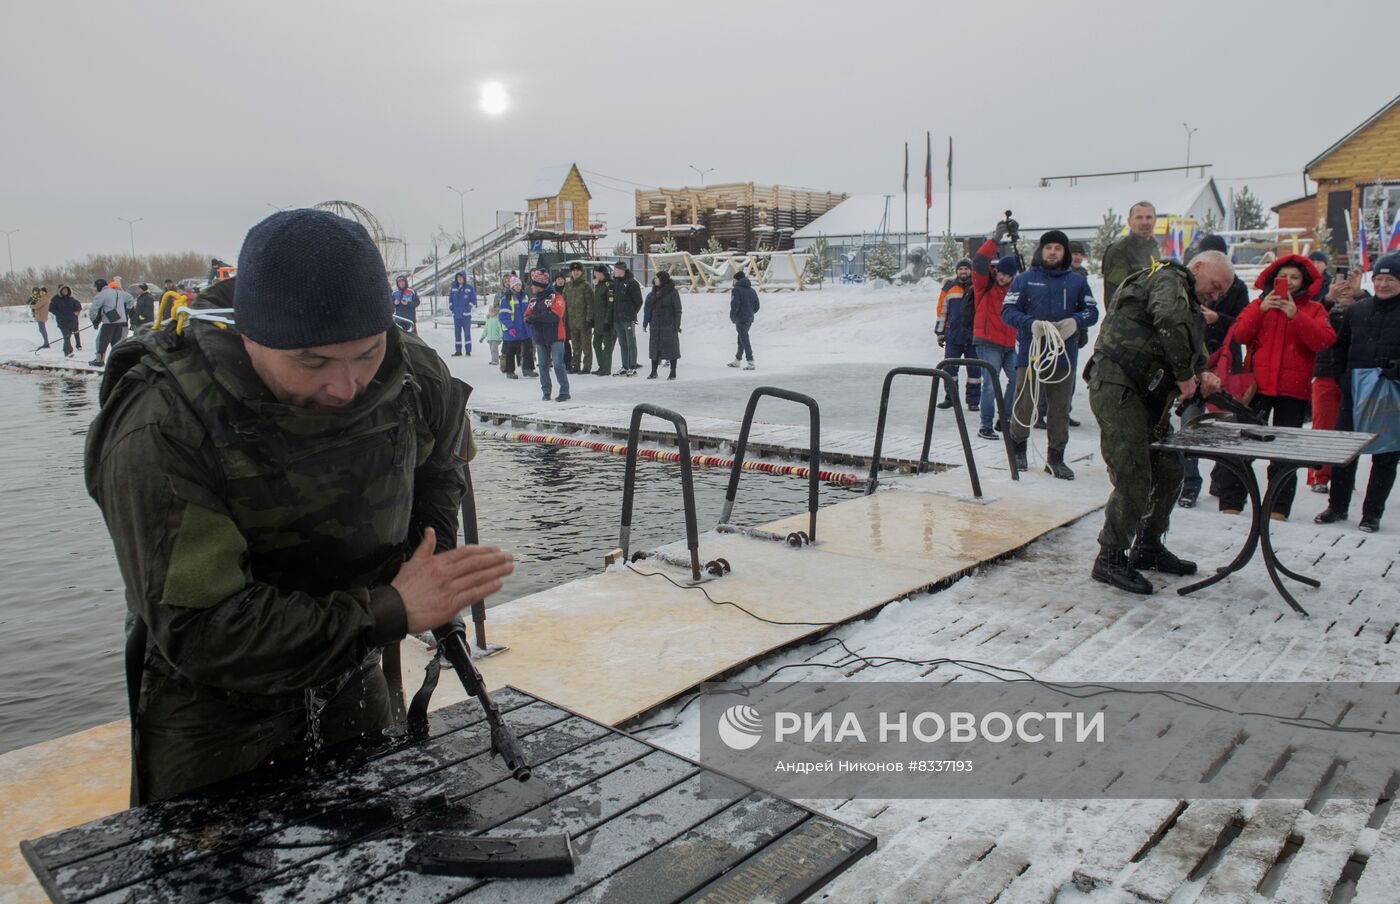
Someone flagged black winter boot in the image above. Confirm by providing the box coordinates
[1313,508,1347,524]
[1127,537,1197,575]
[1013,441,1028,472]
[1092,548,1154,594]
[1045,451,1075,480]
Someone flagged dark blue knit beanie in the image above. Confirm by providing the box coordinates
[234,209,392,349]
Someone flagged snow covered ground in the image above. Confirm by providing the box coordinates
[2,281,1394,902]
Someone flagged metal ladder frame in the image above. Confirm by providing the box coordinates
[866,366,983,498]
[719,386,821,544]
[620,404,702,582]
[937,356,1022,481]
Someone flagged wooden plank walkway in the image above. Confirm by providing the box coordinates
[472,401,1004,472]
[19,690,874,904]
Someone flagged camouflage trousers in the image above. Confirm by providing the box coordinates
[1090,381,1182,551]
[136,653,393,802]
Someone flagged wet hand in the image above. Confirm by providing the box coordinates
[393,528,515,634]
[1200,371,1222,395]
[1175,375,1199,399]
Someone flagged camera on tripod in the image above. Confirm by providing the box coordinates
[999,209,1020,242]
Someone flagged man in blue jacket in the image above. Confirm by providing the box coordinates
[1001,230,1098,479]
[448,271,476,356]
[391,275,419,334]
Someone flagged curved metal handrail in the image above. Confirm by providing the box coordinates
[720,386,821,543]
[937,356,1021,480]
[866,366,981,498]
[620,403,702,582]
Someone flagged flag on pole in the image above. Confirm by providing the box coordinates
[924,133,932,210]
[1387,206,1400,252]
[902,143,908,194]
[1358,212,1370,270]
[946,137,953,185]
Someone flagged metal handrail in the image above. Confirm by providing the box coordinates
[620,404,702,582]
[937,356,1021,480]
[866,366,982,498]
[720,387,821,543]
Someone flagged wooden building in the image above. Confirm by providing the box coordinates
[526,163,594,233]
[523,164,604,256]
[1305,94,1400,259]
[627,183,845,255]
[1271,194,1317,234]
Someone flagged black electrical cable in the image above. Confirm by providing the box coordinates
[623,563,1400,739]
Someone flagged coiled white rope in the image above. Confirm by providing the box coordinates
[1011,319,1074,434]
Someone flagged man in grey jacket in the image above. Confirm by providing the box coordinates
[89,278,136,367]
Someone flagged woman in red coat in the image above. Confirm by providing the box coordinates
[1213,254,1336,519]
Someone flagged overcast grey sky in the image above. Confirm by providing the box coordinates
[4,0,1396,271]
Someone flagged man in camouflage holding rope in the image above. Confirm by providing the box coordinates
[1084,250,1231,594]
[85,209,514,802]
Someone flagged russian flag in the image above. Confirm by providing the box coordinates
[1359,213,1370,270]
[1388,207,1400,252]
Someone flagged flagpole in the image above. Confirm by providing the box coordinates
[924,131,931,251]
[903,141,909,267]
[946,136,953,235]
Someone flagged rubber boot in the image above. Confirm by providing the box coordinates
[1013,441,1027,472]
[1127,536,1197,575]
[1092,548,1154,595]
[1045,450,1074,480]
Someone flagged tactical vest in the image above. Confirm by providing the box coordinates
[1087,261,1207,400]
[101,320,439,595]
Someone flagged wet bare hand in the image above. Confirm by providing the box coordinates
[1175,375,1199,399]
[392,528,516,634]
[1200,371,1222,395]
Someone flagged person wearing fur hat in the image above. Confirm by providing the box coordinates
[83,208,515,802]
[1212,254,1336,520]
[1001,229,1099,478]
[1315,252,1400,532]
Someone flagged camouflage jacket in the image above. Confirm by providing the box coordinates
[85,281,471,699]
[563,274,592,327]
[1101,232,1159,308]
[1086,261,1208,398]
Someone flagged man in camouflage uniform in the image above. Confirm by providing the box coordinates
[1101,200,1160,308]
[1085,250,1232,593]
[563,262,593,374]
[85,209,514,802]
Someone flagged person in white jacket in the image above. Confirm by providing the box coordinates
[88,278,136,367]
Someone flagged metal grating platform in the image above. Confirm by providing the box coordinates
[19,689,873,904]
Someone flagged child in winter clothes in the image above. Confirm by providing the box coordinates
[482,307,503,364]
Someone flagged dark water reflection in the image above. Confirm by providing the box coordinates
[0,371,855,753]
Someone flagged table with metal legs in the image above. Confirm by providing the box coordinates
[1152,420,1377,616]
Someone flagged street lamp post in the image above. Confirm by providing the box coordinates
[1182,122,1198,177]
[448,185,475,263]
[1,228,18,277]
[117,216,143,257]
[688,165,715,186]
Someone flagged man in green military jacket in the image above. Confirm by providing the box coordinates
[1085,250,1232,594]
[589,264,615,375]
[85,209,515,802]
[1101,200,1160,308]
[563,262,594,374]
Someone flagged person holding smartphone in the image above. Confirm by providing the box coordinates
[1211,254,1336,520]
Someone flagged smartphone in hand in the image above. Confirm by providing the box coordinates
[1272,277,1289,299]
